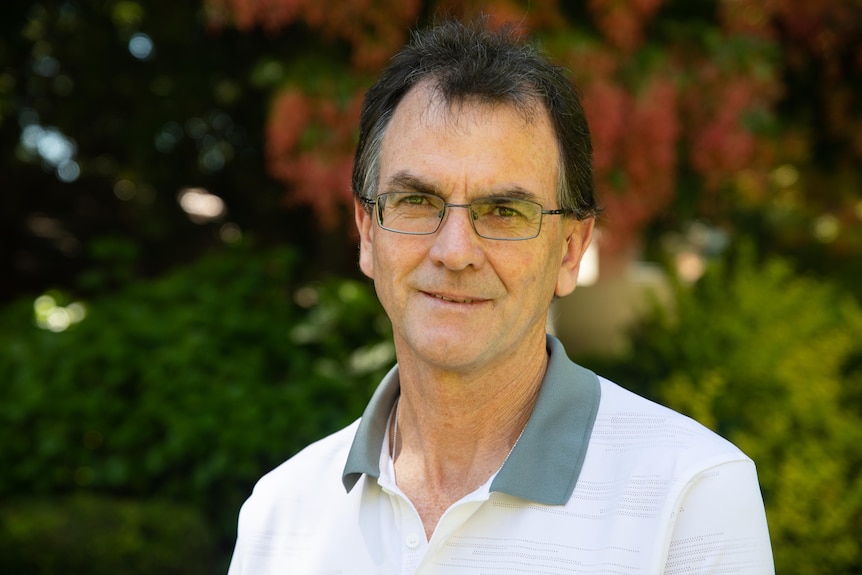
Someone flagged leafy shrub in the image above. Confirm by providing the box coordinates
[0,495,214,575]
[0,245,393,570]
[617,249,862,575]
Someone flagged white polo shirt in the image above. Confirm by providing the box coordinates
[228,336,774,574]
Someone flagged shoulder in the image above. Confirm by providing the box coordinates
[591,376,750,473]
[247,419,360,501]
[574,378,773,573]
[229,419,373,573]
[572,376,762,530]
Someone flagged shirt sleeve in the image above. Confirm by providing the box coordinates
[226,537,243,575]
[662,459,775,575]
[226,501,247,575]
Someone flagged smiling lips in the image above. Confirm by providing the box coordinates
[428,292,487,304]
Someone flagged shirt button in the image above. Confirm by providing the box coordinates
[406,533,421,549]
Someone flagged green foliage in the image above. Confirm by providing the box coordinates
[621,249,862,575]
[0,494,214,575]
[0,245,393,570]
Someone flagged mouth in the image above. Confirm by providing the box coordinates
[426,292,486,304]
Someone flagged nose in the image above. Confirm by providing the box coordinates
[428,204,485,270]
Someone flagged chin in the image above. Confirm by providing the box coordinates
[401,331,486,369]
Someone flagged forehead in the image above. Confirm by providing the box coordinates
[380,83,560,200]
[390,81,551,140]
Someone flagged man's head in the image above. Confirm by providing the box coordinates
[352,18,598,220]
[351,19,598,373]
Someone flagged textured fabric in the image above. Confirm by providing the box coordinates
[228,336,774,574]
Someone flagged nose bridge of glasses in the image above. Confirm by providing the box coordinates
[443,202,479,222]
[431,202,479,239]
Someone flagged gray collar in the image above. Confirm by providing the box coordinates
[342,335,601,505]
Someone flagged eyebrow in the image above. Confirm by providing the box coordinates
[383,172,440,196]
[382,170,541,201]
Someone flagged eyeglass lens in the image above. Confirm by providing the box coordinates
[377,192,545,240]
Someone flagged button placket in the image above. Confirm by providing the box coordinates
[405,532,421,549]
[386,489,426,575]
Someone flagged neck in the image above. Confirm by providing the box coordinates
[392,334,548,491]
[390,336,548,539]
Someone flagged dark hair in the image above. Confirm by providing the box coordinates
[352,19,599,219]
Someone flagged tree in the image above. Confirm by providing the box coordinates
[4,0,861,302]
[0,1,356,304]
[205,0,862,294]
[617,249,862,574]
[3,1,861,571]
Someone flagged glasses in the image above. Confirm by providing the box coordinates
[362,191,572,241]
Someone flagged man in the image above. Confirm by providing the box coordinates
[229,19,774,574]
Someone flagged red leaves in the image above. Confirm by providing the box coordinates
[582,79,628,174]
[204,0,421,70]
[588,0,665,53]
[205,0,424,230]
[688,76,759,190]
[210,0,861,261]
[583,74,680,253]
[266,89,363,228]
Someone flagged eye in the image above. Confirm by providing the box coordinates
[400,194,433,205]
[385,192,442,214]
[492,204,523,218]
[478,199,531,220]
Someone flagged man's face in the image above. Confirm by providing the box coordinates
[356,83,593,374]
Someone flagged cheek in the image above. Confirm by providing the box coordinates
[365,242,403,300]
[531,251,566,302]
[494,251,555,298]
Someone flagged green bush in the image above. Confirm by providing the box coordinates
[0,495,214,575]
[0,245,393,570]
[617,249,862,575]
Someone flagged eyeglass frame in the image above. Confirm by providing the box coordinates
[360,191,574,241]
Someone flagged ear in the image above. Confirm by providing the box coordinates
[555,217,595,298]
[355,197,375,279]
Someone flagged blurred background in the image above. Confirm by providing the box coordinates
[1,0,861,573]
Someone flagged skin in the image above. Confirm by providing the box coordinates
[354,81,594,539]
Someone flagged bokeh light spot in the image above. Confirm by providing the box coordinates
[34,293,87,332]
[113,179,137,200]
[219,222,242,243]
[178,187,226,223]
[128,33,154,60]
[813,215,839,243]
[57,160,80,182]
[771,164,799,188]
